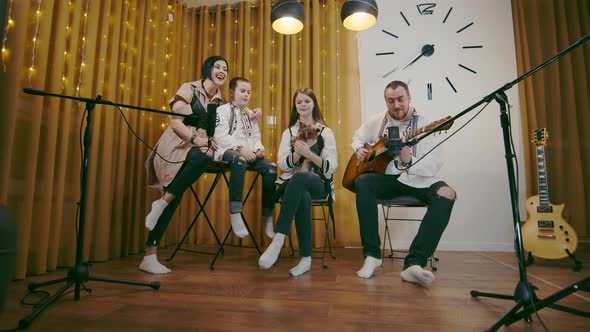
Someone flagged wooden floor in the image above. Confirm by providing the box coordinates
[1,245,589,332]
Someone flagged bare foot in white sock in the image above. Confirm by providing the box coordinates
[138,254,171,274]
[258,233,285,269]
[231,213,248,238]
[145,198,168,231]
[289,256,311,277]
[400,265,435,286]
[263,216,275,239]
[356,256,382,279]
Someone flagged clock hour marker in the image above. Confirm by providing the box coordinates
[457,22,474,33]
[376,52,395,56]
[443,7,453,23]
[382,67,399,78]
[400,11,410,26]
[463,45,483,49]
[382,30,398,38]
[427,83,433,100]
[459,64,477,74]
[445,77,457,93]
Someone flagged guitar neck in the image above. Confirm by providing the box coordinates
[536,144,552,212]
[404,126,426,141]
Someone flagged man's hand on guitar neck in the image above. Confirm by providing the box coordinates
[355,147,369,161]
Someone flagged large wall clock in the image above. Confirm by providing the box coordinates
[372,1,484,101]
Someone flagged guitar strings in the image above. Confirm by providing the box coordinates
[400,100,492,170]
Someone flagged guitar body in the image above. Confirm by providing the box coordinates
[522,196,578,260]
[342,139,393,192]
[342,116,454,193]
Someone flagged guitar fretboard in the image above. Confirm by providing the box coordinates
[536,145,551,211]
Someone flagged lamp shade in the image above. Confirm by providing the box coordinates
[271,0,305,35]
[341,0,378,31]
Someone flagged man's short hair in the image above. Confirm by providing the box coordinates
[384,80,410,95]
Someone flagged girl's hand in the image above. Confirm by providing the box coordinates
[240,147,257,162]
[250,108,262,121]
[293,140,312,159]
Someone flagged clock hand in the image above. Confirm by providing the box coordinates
[382,66,399,78]
[403,44,435,70]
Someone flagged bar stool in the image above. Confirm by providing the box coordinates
[377,196,439,271]
[167,161,262,271]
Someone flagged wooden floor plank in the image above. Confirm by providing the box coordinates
[1,245,589,331]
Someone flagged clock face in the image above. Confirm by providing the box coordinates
[371,2,484,101]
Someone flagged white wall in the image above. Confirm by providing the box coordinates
[357,0,526,251]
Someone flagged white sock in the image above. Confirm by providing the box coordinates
[258,233,285,269]
[138,254,171,274]
[263,216,275,239]
[145,198,168,231]
[401,265,435,286]
[230,213,249,238]
[289,256,311,277]
[356,256,383,279]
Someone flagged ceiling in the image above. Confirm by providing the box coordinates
[182,0,253,8]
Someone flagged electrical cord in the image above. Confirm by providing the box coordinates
[113,105,213,164]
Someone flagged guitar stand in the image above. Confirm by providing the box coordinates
[525,251,583,272]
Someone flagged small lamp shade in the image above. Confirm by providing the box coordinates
[271,0,305,35]
[341,0,378,31]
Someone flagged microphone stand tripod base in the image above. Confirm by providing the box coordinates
[18,91,162,329]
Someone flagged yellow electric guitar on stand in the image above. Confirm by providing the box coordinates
[522,128,581,271]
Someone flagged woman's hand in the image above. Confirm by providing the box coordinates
[194,137,218,150]
[255,149,265,159]
[200,147,214,158]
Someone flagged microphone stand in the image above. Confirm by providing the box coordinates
[405,33,590,331]
[18,88,186,329]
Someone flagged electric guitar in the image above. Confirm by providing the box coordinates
[522,128,578,259]
[342,116,453,192]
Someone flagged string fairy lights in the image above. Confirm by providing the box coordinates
[1,0,15,72]
[28,0,43,84]
[321,1,327,113]
[60,1,74,92]
[269,1,277,159]
[75,0,90,96]
[160,1,175,129]
[335,2,341,128]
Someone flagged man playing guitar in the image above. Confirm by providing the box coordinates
[351,80,456,285]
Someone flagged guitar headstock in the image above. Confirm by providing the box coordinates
[428,116,454,133]
[531,128,548,145]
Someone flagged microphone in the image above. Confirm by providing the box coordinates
[386,126,403,155]
[206,103,218,147]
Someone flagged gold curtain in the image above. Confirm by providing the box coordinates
[512,0,589,240]
[0,0,361,279]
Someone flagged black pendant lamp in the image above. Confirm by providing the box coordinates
[341,0,378,31]
[271,0,305,35]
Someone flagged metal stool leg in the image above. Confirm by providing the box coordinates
[209,171,263,270]
[167,173,224,262]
